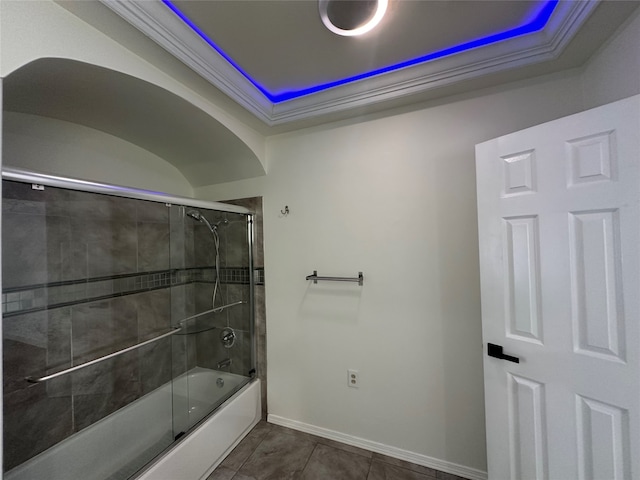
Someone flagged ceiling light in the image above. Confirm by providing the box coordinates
[319,0,388,37]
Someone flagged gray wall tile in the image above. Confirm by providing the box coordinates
[193,223,217,267]
[195,328,227,370]
[3,385,73,471]
[171,284,195,326]
[223,219,249,267]
[79,219,138,277]
[2,307,73,471]
[2,212,48,288]
[194,283,228,330]
[138,222,170,271]
[139,339,172,395]
[136,289,171,340]
[137,200,169,224]
[3,309,72,394]
[71,298,138,365]
[229,329,251,376]
[172,334,189,377]
[227,284,250,331]
[72,351,141,431]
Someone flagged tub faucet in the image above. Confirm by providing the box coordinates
[217,358,232,369]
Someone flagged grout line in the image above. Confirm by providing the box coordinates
[228,423,270,474]
[299,443,319,477]
[366,457,374,480]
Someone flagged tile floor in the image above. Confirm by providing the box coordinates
[207,421,470,480]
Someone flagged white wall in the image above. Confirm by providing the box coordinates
[3,112,193,196]
[195,71,585,476]
[581,7,640,109]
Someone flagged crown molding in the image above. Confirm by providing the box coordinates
[101,0,598,127]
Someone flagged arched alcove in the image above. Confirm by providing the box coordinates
[3,58,265,188]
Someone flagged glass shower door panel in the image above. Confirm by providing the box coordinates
[2,181,176,480]
[170,206,254,432]
[219,211,254,379]
[168,205,194,436]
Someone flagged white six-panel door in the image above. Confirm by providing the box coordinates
[476,96,639,480]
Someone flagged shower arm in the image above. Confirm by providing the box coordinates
[25,326,183,384]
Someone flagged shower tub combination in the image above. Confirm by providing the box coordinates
[2,168,260,480]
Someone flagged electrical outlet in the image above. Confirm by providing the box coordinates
[347,369,359,388]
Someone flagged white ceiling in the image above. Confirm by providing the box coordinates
[101,0,639,127]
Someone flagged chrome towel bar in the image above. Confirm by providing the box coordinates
[25,326,182,384]
[26,301,249,383]
[305,271,364,286]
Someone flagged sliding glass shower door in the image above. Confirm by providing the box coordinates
[2,181,176,479]
[2,175,255,480]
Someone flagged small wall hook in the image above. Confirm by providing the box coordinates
[280,205,290,216]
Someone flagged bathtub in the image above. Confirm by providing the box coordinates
[5,368,261,480]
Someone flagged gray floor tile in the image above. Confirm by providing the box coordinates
[372,453,437,477]
[271,424,372,459]
[206,466,236,480]
[211,422,467,480]
[237,429,315,479]
[229,474,261,480]
[436,472,470,480]
[270,424,324,444]
[220,421,274,471]
[367,460,437,480]
[219,432,264,471]
[248,420,273,440]
[315,437,373,459]
[301,444,371,480]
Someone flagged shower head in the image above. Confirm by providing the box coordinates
[186,209,217,233]
[186,209,202,221]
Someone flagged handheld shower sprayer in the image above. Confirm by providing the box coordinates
[187,209,228,232]
[186,210,201,221]
[187,209,216,233]
[185,208,223,311]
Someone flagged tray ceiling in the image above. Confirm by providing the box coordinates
[101,0,635,126]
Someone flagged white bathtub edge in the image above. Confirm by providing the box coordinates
[139,379,261,480]
[267,414,488,480]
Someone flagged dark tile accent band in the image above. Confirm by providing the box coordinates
[255,267,265,286]
[2,267,262,317]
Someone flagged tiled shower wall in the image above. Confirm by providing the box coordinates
[2,181,261,471]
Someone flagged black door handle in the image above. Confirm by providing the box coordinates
[487,343,520,363]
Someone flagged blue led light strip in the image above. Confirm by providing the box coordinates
[162,0,558,104]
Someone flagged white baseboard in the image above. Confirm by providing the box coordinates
[267,414,487,480]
